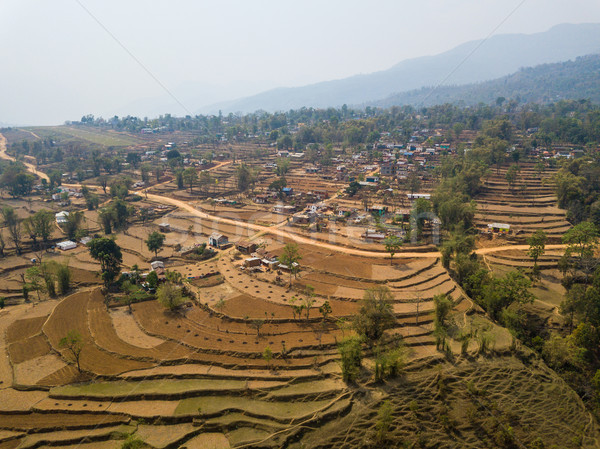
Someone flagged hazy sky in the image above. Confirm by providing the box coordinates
[1,0,600,125]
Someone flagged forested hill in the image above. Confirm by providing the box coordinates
[370,54,600,108]
[203,23,600,114]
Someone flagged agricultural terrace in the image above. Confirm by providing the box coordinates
[1,100,599,448]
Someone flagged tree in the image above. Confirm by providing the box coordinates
[235,163,255,193]
[157,282,185,310]
[88,237,123,288]
[433,294,453,329]
[505,164,519,190]
[302,285,316,320]
[383,235,402,265]
[527,230,547,269]
[406,171,421,196]
[146,270,159,290]
[183,167,198,193]
[482,270,534,319]
[263,346,273,368]
[214,298,226,313]
[289,296,303,320]
[279,243,302,286]
[98,175,108,194]
[198,171,212,195]
[338,336,362,382]
[59,330,83,372]
[251,319,265,337]
[126,152,141,168]
[146,231,165,257]
[376,401,394,443]
[56,262,71,295]
[319,300,332,321]
[562,221,599,260]
[353,286,396,344]
[175,169,184,189]
[99,208,113,234]
[276,158,290,176]
[0,230,5,257]
[40,262,56,298]
[23,210,53,250]
[25,266,46,301]
[269,177,287,198]
[109,199,134,230]
[1,206,22,255]
[63,211,85,240]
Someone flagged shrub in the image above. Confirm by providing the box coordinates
[338,336,362,382]
[376,400,394,442]
[157,282,185,310]
[121,435,144,449]
[56,263,71,295]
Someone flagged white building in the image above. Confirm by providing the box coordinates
[55,211,69,224]
[57,240,77,251]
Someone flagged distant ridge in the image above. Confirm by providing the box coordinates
[369,54,600,108]
[201,23,600,114]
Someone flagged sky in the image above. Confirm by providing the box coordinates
[1,0,600,125]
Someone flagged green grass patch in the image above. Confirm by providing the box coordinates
[27,126,140,147]
[226,427,272,447]
[51,379,248,399]
[265,379,344,399]
[206,412,287,430]
[176,396,334,419]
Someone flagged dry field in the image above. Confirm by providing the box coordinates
[474,162,571,241]
[0,134,595,447]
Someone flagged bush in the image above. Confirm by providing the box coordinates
[56,263,71,295]
[376,400,394,442]
[121,435,144,449]
[338,336,362,382]
[185,243,216,261]
[146,271,158,290]
[157,282,185,310]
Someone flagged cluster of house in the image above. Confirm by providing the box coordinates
[137,143,212,167]
[253,186,331,209]
[50,187,83,202]
[54,236,92,251]
[533,146,585,159]
[236,240,296,273]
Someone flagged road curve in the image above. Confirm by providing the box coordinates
[0,134,49,182]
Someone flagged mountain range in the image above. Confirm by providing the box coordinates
[200,23,600,114]
[369,53,600,108]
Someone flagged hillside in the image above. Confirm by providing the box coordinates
[372,54,600,108]
[203,23,600,114]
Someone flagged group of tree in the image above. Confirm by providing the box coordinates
[99,199,135,234]
[537,221,600,409]
[0,161,36,197]
[88,237,123,288]
[339,286,404,383]
[24,260,71,300]
[554,158,600,226]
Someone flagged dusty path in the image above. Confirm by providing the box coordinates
[0,131,565,259]
[0,133,49,182]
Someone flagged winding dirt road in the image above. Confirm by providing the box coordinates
[0,132,567,259]
[0,134,49,182]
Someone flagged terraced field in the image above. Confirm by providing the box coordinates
[296,357,600,449]
[0,230,475,448]
[474,162,571,240]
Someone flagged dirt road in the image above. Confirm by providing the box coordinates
[0,134,49,182]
